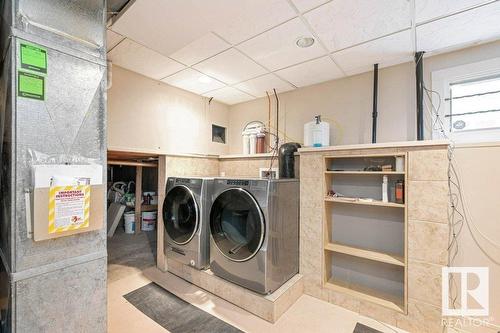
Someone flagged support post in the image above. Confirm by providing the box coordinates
[135,166,143,234]
[156,156,167,271]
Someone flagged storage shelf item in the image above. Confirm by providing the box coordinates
[323,153,408,313]
[324,196,405,208]
[324,242,404,267]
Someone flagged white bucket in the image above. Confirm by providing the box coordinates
[124,211,135,234]
[141,211,157,231]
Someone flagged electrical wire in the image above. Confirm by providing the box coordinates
[419,57,500,332]
[267,89,281,177]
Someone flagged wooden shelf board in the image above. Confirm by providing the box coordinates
[324,197,405,208]
[325,278,404,313]
[324,243,404,267]
[141,204,158,212]
[325,171,404,175]
[108,160,158,168]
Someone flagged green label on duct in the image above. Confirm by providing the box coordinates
[18,71,45,100]
[20,42,47,74]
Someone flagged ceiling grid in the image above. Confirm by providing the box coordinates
[107,0,500,105]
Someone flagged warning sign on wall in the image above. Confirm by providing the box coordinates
[20,42,47,74]
[48,185,90,233]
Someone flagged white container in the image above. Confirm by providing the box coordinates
[304,115,330,147]
[249,133,257,154]
[141,211,157,231]
[143,191,156,205]
[242,134,250,154]
[395,156,405,172]
[382,175,388,203]
[124,211,135,234]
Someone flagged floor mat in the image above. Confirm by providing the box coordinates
[353,323,384,333]
[124,283,243,333]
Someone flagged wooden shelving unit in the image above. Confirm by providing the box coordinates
[325,171,405,175]
[107,150,162,235]
[324,196,405,208]
[324,277,405,312]
[324,242,404,267]
[141,204,158,212]
[323,154,408,313]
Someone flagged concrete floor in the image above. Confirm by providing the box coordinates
[107,225,157,283]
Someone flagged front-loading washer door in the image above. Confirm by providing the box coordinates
[163,185,199,245]
[210,188,265,262]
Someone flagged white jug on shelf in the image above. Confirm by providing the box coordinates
[304,115,330,147]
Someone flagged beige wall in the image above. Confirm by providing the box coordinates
[229,62,415,154]
[228,40,500,154]
[108,66,230,155]
[452,145,500,332]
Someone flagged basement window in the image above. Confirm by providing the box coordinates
[447,76,500,133]
[212,124,226,144]
[432,57,500,143]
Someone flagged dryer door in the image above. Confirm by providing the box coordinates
[163,185,199,245]
[210,188,265,262]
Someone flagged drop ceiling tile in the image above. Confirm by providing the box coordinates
[108,39,185,80]
[106,29,124,51]
[161,68,226,94]
[417,2,500,54]
[237,18,326,71]
[290,0,331,13]
[276,56,344,87]
[332,30,413,76]
[193,48,267,84]
[234,74,295,97]
[305,0,411,51]
[169,33,230,66]
[415,0,492,24]
[110,0,213,56]
[203,87,255,105]
[210,0,298,44]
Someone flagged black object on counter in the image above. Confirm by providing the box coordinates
[279,142,301,179]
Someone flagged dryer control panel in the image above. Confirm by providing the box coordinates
[226,179,249,186]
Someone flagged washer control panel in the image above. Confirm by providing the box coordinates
[226,179,249,186]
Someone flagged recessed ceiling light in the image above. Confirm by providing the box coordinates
[296,36,315,48]
[198,76,212,84]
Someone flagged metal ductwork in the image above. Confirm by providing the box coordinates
[0,1,107,331]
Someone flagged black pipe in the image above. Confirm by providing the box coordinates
[372,63,378,143]
[273,88,279,147]
[415,51,425,141]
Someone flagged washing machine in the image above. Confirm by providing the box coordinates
[209,178,299,294]
[162,177,213,269]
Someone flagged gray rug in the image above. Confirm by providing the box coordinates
[124,283,243,333]
[353,323,384,333]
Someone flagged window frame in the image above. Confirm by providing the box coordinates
[431,57,500,143]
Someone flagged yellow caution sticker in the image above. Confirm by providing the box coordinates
[48,185,90,233]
